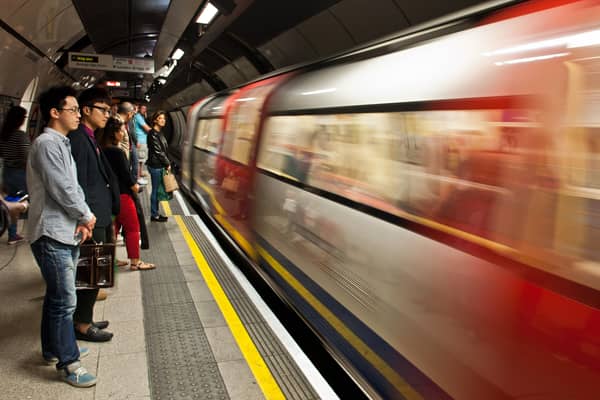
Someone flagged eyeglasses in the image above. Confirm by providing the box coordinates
[57,107,80,114]
[87,105,111,115]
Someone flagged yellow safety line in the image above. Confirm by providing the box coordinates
[257,245,424,400]
[214,213,257,261]
[192,178,257,260]
[194,177,225,215]
[161,201,172,216]
[174,215,285,400]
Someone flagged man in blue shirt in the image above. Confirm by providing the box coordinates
[132,104,151,185]
[27,86,97,387]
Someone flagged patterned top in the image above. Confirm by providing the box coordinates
[0,130,30,169]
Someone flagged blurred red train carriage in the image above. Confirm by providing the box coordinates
[180,0,600,398]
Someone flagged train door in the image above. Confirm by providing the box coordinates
[188,94,231,216]
[182,98,214,197]
[215,75,291,257]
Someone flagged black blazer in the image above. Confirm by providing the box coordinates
[69,125,120,227]
[147,129,170,168]
[103,146,136,196]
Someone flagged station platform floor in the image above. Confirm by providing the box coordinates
[0,190,337,400]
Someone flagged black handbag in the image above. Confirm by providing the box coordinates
[75,241,116,288]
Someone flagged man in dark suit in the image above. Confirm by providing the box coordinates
[69,87,119,342]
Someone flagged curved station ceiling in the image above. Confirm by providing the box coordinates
[1,0,492,108]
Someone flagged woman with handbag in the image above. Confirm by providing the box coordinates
[146,110,170,222]
[99,117,155,270]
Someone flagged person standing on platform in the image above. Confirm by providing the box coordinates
[147,110,170,222]
[127,104,139,183]
[116,102,135,164]
[116,102,149,249]
[27,86,97,387]
[0,105,30,244]
[100,116,155,270]
[132,103,151,186]
[69,87,119,342]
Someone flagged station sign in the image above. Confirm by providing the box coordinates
[105,81,128,88]
[68,52,154,74]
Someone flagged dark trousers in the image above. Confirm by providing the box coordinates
[3,167,27,239]
[73,224,113,324]
[130,145,139,181]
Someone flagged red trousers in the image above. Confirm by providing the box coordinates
[114,194,140,259]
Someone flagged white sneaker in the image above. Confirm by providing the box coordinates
[137,178,148,185]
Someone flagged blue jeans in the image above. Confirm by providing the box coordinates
[148,166,163,218]
[31,236,81,370]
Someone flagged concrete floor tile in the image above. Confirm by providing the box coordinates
[167,236,187,246]
[204,326,243,362]
[110,269,142,297]
[218,359,265,400]
[0,302,40,355]
[95,352,149,400]
[194,300,227,328]
[176,253,196,266]
[102,296,143,322]
[180,264,203,282]
[0,352,96,400]
[97,320,145,356]
[186,280,215,302]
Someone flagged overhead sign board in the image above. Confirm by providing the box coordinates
[68,52,154,74]
[105,80,128,88]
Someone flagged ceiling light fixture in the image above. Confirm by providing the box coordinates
[172,48,185,60]
[196,1,218,24]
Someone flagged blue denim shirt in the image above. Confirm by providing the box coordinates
[26,127,93,245]
[133,113,148,145]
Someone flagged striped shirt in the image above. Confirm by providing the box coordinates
[0,130,30,169]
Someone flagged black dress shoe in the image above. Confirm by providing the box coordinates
[75,326,113,342]
[92,320,109,330]
[150,215,168,222]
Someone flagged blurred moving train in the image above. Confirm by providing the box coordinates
[175,0,600,398]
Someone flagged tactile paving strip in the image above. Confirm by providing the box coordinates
[147,330,228,400]
[167,194,185,215]
[140,201,229,400]
[182,216,320,400]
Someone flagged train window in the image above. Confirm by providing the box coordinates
[194,118,222,153]
[223,85,276,165]
[261,104,600,288]
[258,116,318,180]
[261,109,532,241]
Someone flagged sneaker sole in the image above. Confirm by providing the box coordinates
[62,376,97,388]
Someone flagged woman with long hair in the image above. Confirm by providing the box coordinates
[0,105,29,244]
[99,116,155,270]
[146,110,170,222]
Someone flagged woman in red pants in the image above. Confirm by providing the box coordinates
[99,117,155,270]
